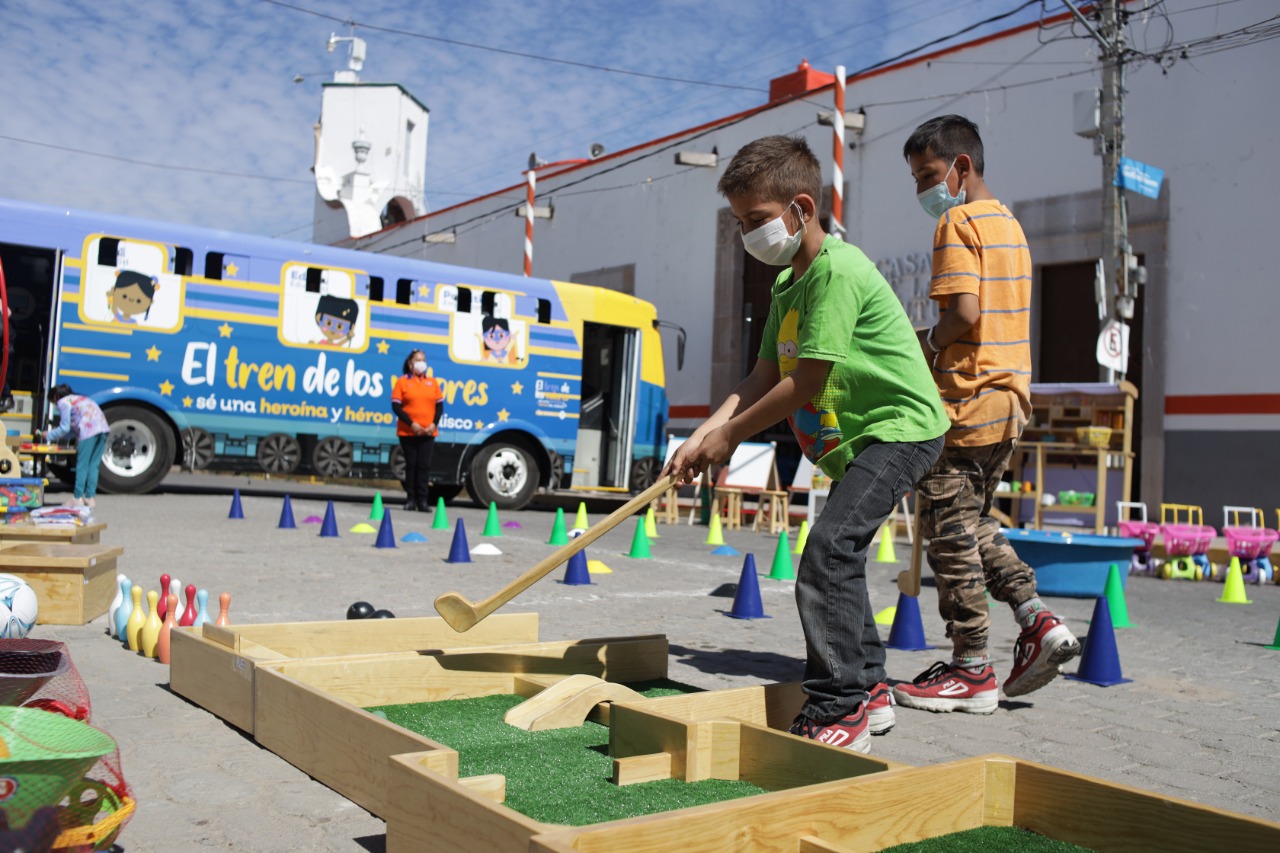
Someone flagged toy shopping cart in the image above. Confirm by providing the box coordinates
[1116,502,1161,576]
[1159,504,1216,581]
[1222,506,1277,584]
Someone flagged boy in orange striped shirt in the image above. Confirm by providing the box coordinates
[894,116,1080,715]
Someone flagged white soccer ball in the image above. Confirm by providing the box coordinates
[0,574,38,638]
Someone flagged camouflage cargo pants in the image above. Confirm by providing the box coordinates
[917,439,1038,658]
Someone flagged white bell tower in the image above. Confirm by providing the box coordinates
[310,35,429,242]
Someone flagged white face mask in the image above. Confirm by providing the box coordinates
[741,201,806,266]
[411,360,427,375]
[917,159,966,220]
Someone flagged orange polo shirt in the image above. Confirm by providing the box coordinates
[391,374,446,438]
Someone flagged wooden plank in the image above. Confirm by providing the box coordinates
[797,836,856,853]
[200,623,240,650]
[459,773,507,803]
[267,655,520,707]
[735,722,897,791]
[386,755,548,853]
[612,752,673,786]
[227,611,539,657]
[0,542,122,567]
[609,703,697,780]
[254,665,462,818]
[0,522,106,544]
[428,635,668,683]
[3,554,117,625]
[170,627,261,733]
[640,682,805,729]
[982,756,1016,826]
[503,674,646,731]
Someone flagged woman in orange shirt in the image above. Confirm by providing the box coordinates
[390,349,445,510]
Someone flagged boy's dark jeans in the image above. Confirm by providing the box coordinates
[796,436,943,722]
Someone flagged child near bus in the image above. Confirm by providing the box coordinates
[391,349,446,511]
[665,135,948,752]
[41,383,110,508]
[893,115,1080,715]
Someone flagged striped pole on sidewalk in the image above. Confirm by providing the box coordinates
[523,169,536,276]
[831,64,846,240]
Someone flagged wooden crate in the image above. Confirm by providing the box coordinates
[253,634,670,819]
[527,754,1280,852]
[0,542,123,624]
[169,612,540,733]
[0,523,106,545]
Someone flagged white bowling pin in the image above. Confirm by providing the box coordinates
[107,574,128,639]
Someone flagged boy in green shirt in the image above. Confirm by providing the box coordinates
[665,136,948,752]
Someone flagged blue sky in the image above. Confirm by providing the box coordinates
[0,0,1052,240]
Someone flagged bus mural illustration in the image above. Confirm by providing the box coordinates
[0,198,669,509]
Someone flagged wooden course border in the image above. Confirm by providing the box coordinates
[0,522,107,545]
[0,541,123,624]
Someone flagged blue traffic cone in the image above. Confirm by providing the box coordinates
[319,500,339,538]
[446,519,472,563]
[229,489,244,519]
[561,549,592,585]
[1066,596,1132,686]
[886,592,934,651]
[374,511,396,549]
[726,554,769,619]
[278,495,296,529]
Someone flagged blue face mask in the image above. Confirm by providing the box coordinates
[917,159,966,221]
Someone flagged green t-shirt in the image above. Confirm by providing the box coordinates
[759,236,949,480]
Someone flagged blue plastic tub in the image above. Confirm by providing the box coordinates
[1003,529,1142,597]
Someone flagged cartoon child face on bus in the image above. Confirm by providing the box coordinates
[108,270,159,324]
[314,295,359,346]
[481,314,515,363]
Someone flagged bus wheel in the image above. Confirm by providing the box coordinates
[630,456,662,492]
[257,433,301,475]
[469,442,540,510]
[183,427,215,470]
[99,405,174,494]
[313,437,354,478]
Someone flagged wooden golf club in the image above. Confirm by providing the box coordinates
[435,474,681,631]
[897,494,923,597]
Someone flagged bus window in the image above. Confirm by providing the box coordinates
[279,262,369,352]
[204,252,224,280]
[480,290,495,316]
[368,276,384,302]
[396,278,413,305]
[456,287,472,313]
[172,247,193,277]
[537,298,551,324]
[447,289,525,367]
[79,234,185,332]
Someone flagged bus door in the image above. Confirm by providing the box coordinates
[0,241,59,434]
[574,321,639,489]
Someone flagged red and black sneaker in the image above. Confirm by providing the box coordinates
[892,661,999,714]
[789,704,871,753]
[1004,611,1081,697]
[865,681,896,735]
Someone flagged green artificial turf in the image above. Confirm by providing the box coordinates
[879,826,1097,852]
[368,680,770,826]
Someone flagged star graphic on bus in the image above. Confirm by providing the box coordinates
[181,396,193,408]
[159,379,174,396]
[218,322,234,338]
[511,381,523,395]
[474,421,484,430]
[376,339,390,354]
[145,345,161,362]
[225,262,239,277]
[497,409,510,422]
[418,284,431,299]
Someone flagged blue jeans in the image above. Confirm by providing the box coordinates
[74,432,108,499]
[795,437,943,721]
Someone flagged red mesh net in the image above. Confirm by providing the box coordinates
[0,640,133,851]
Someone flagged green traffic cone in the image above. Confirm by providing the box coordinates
[645,506,660,539]
[574,502,589,530]
[483,501,502,536]
[1103,563,1132,628]
[705,513,725,546]
[1265,613,1280,650]
[369,491,384,521]
[431,496,449,530]
[792,520,809,554]
[627,516,652,558]
[768,530,794,580]
[548,507,569,545]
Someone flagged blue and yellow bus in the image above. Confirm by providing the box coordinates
[0,198,669,508]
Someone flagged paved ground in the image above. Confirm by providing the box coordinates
[24,475,1280,850]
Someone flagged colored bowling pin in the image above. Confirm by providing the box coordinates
[107,574,127,639]
[140,590,162,658]
[215,592,231,627]
[157,594,177,664]
[114,578,135,643]
[193,589,210,629]
[179,584,197,627]
[157,573,171,621]
[124,586,146,651]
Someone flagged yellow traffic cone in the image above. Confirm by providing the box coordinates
[875,521,897,563]
[645,506,660,539]
[1217,557,1253,604]
[705,513,725,546]
[574,502,590,530]
[874,606,897,626]
[792,520,809,554]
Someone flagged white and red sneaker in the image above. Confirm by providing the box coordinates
[892,662,999,714]
[789,704,871,753]
[865,681,896,735]
[1004,612,1081,697]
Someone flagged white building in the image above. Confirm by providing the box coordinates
[340,0,1280,518]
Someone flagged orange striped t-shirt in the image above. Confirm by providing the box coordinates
[929,199,1032,447]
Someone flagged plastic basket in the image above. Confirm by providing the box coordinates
[1075,426,1113,448]
[0,707,116,831]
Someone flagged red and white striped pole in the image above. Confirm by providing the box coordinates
[523,169,536,276]
[831,64,846,240]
